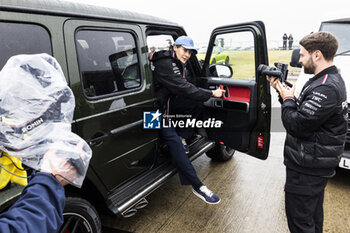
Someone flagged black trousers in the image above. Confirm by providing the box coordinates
[159,95,204,188]
[159,126,202,187]
[284,168,329,233]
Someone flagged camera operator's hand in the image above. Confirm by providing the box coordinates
[276,80,296,100]
[40,140,86,186]
[266,76,279,90]
[40,149,77,186]
[212,88,226,98]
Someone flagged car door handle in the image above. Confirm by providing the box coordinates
[214,99,223,108]
[110,120,143,137]
[86,132,109,147]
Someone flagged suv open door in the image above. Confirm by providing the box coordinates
[199,21,271,160]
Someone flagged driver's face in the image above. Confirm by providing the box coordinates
[173,46,192,64]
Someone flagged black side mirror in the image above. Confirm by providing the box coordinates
[290,48,301,68]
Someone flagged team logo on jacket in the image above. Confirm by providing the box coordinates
[143,110,161,129]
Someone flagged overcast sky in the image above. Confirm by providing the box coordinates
[66,0,350,48]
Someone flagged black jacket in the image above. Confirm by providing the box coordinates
[282,66,347,176]
[151,49,212,111]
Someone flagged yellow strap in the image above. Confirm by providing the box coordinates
[0,151,28,189]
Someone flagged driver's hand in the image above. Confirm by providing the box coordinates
[212,88,226,98]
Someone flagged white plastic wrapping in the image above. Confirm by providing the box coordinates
[0,53,92,187]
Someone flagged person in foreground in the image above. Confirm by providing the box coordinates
[151,36,225,204]
[0,53,91,233]
[268,32,347,233]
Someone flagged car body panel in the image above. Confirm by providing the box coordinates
[63,19,159,192]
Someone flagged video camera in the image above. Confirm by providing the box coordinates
[258,62,292,87]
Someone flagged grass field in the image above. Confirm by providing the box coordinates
[226,49,300,80]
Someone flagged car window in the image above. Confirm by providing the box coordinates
[0,22,52,71]
[213,47,223,54]
[197,47,207,54]
[146,34,174,59]
[209,31,255,81]
[75,29,141,98]
[321,23,350,55]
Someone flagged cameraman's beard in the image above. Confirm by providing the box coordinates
[303,59,316,74]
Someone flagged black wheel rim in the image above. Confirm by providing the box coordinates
[59,213,93,233]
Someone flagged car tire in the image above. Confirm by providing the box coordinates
[60,196,102,233]
[211,58,216,65]
[206,143,235,161]
[225,57,230,65]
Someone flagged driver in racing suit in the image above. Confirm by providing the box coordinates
[151,36,225,204]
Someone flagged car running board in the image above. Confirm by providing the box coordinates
[106,137,215,218]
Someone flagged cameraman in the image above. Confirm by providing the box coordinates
[267,32,347,233]
[0,53,90,233]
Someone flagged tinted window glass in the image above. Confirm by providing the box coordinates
[76,30,141,97]
[0,22,52,70]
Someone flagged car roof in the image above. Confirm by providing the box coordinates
[0,0,179,27]
[322,18,350,24]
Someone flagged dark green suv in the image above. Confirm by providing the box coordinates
[0,0,271,232]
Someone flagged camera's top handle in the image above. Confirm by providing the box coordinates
[262,69,284,79]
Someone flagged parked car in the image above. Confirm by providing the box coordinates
[290,18,350,171]
[0,0,271,232]
[197,46,230,65]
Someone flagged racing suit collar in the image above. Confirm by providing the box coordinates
[309,65,338,82]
